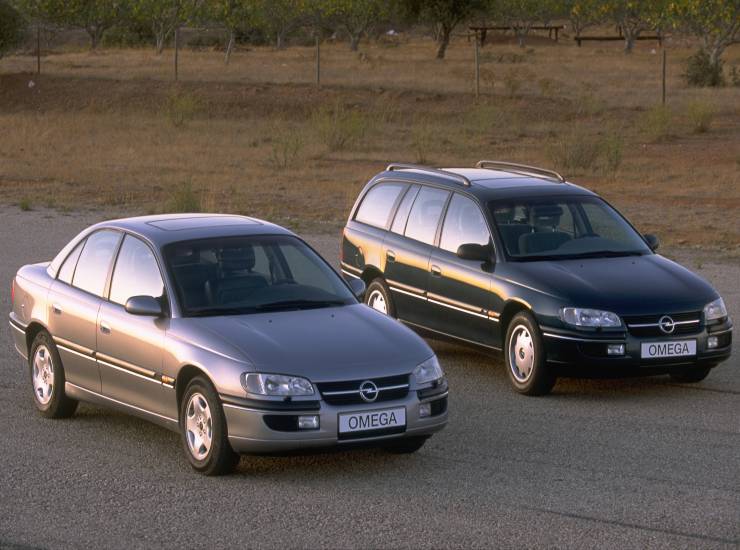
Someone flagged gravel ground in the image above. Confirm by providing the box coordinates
[0,207,738,549]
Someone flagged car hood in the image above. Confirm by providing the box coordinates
[501,254,718,314]
[192,304,432,382]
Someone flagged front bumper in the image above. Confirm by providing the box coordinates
[221,389,448,454]
[541,321,732,375]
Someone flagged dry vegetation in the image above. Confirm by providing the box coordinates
[0,34,738,252]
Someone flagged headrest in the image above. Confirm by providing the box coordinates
[531,204,564,220]
[220,246,255,273]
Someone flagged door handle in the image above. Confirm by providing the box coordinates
[99,321,111,335]
[430,265,442,277]
[386,250,396,262]
[52,303,62,315]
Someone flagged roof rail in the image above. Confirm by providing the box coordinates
[475,160,565,183]
[386,163,471,187]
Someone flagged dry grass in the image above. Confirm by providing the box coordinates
[0,36,739,250]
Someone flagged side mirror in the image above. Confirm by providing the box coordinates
[125,295,164,317]
[644,233,659,251]
[456,243,493,263]
[348,278,366,300]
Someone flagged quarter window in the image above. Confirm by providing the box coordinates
[440,194,490,253]
[404,187,450,246]
[109,235,165,305]
[72,230,121,297]
[57,240,85,285]
[390,185,420,234]
[354,183,406,229]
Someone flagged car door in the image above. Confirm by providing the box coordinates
[47,229,122,393]
[427,193,497,347]
[96,234,172,419]
[384,185,450,327]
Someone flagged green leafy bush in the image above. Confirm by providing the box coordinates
[165,89,200,127]
[685,49,724,87]
[311,102,369,152]
[0,0,25,58]
[168,180,201,213]
[687,101,716,133]
[642,105,672,142]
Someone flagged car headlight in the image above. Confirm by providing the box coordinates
[413,355,445,385]
[560,307,622,328]
[704,297,727,322]
[242,373,315,396]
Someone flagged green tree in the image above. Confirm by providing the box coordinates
[403,0,484,59]
[131,0,199,54]
[602,0,668,54]
[492,0,561,47]
[563,0,604,38]
[55,0,126,49]
[0,0,25,58]
[209,0,256,63]
[255,0,305,49]
[327,0,391,51]
[670,0,740,77]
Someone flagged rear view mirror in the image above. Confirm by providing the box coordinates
[644,234,659,251]
[348,278,366,300]
[125,295,164,317]
[456,243,492,263]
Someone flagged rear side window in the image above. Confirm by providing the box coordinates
[440,194,490,253]
[72,230,121,297]
[109,235,164,305]
[405,187,450,246]
[57,240,85,284]
[354,183,405,229]
[390,185,420,234]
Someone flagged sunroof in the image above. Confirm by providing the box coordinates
[147,216,259,231]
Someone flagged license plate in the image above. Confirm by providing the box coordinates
[641,340,696,359]
[338,407,406,434]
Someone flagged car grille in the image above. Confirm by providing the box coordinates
[316,374,410,406]
[623,311,702,338]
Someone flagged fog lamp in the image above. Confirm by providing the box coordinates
[419,402,432,418]
[607,344,625,356]
[707,336,719,349]
[298,415,319,430]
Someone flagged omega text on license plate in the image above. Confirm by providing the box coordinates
[641,340,697,359]
[338,407,406,434]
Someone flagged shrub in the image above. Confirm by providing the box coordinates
[602,132,624,174]
[547,129,601,173]
[687,101,716,133]
[685,49,724,87]
[502,71,522,98]
[19,197,32,211]
[642,105,672,142]
[165,89,200,127]
[0,0,25,58]
[266,124,304,169]
[311,102,369,152]
[168,180,201,213]
[464,103,503,138]
[411,121,433,164]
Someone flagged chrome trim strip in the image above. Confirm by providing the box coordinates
[96,352,157,379]
[401,319,501,351]
[339,262,362,275]
[66,382,177,423]
[57,344,97,363]
[97,358,163,385]
[543,332,625,344]
[387,279,425,296]
[53,336,94,358]
[427,297,493,321]
[341,269,361,279]
[322,383,409,396]
[627,319,700,328]
[418,391,449,402]
[708,327,733,336]
[390,286,427,300]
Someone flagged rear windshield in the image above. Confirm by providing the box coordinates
[164,235,355,317]
[489,196,650,261]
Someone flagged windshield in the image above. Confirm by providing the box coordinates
[489,196,651,261]
[164,235,355,317]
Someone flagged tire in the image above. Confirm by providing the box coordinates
[383,436,427,454]
[365,278,396,317]
[504,311,556,396]
[179,376,239,476]
[669,366,712,384]
[29,331,78,418]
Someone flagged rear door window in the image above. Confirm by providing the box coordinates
[404,187,450,246]
[72,230,122,297]
[390,185,420,234]
[354,183,406,229]
[109,235,165,305]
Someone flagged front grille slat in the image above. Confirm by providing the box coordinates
[317,374,410,405]
[624,311,702,337]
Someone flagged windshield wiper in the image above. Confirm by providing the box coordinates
[187,307,255,317]
[254,299,346,312]
[513,250,645,262]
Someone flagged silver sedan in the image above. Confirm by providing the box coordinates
[9,214,448,475]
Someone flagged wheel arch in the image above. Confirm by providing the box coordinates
[499,299,533,338]
[361,265,384,286]
[175,365,213,411]
[25,321,48,355]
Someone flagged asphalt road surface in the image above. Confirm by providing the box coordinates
[1,207,738,549]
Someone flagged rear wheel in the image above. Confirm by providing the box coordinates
[669,366,712,383]
[504,311,556,396]
[365,278,396,317]
[383,436,427,454]
[29,331,78,418]
[180,376,239,476]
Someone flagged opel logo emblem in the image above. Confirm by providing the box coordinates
[658,315,675,334]
[359,380,379,403]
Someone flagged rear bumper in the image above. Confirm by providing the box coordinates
[222,390,448,454]
[8,314,28,360]
[541,322,732,375]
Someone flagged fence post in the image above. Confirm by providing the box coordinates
[474,32,480,98]
[174,27,179,82]
[315,35,321,89]
[36,24,41,74]
[661,49,666,106]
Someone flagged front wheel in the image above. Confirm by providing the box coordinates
[504,312,556,396]
[29,331,78,418]
[669,366,712,384]
[180,376,239,476]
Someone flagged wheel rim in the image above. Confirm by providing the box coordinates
[32,345,54,405]
[508,325,535,383]
[185,393,213,461]
[367,289,388,314]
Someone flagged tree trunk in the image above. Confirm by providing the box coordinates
[88,26,100,50]
[224,30,235,64]
[349,32,361,51]
[624,34,635,53]
[276,30,287,50]
[436,25,451,59]
[155,32,166,55]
